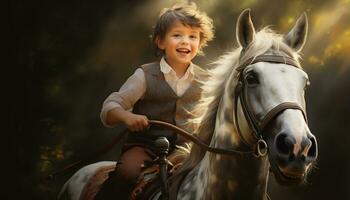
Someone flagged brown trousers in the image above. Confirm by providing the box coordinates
[95,143,188,200]
[95,146,154,200]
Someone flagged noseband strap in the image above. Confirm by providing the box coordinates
[234,54,308,146]
[260,102,308,131]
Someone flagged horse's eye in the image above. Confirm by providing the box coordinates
[245,72,259,85]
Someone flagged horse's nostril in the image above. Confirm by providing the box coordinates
[276,133,294,155]
[307,137,317,158]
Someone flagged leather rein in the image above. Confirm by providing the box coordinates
[149,120,253,155]
[48,54,308,179]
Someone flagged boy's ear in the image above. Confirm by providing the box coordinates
[156,37,165,50]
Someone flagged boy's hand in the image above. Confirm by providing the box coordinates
[124,113,149,132]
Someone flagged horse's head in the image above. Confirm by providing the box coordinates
[234,9,318,185]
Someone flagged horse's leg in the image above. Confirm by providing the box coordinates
[95,146,154,200]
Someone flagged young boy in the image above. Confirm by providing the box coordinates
[97,2,214,199]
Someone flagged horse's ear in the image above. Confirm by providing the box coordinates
[284,12,308,52]
[236,9,256,49]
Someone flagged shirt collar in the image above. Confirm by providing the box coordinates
[160,57,194,79]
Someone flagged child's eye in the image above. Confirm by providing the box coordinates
[173,34,181,38]
[190,35,198,39]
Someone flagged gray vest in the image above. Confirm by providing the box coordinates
[128,62,201,148]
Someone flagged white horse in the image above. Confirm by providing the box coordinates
[59,9,318,200]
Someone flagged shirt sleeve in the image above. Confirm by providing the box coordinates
[100,68,146,127]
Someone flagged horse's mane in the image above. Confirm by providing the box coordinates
[176,27,302,175]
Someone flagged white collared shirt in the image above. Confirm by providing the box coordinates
[100,57,194,127]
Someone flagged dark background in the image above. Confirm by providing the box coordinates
[10,0,350,199]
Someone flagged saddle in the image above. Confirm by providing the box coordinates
[130,151,187,200]
[80,142,190,200]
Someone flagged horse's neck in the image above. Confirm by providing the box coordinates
[179,93,270,200]
[197,146,270,200]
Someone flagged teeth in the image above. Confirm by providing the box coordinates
[177,49,190,53]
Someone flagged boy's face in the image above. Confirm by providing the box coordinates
[157,21,201,69]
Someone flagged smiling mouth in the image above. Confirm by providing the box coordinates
[176,48,191,54]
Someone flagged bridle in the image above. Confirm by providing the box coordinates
[233,54,308,156]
